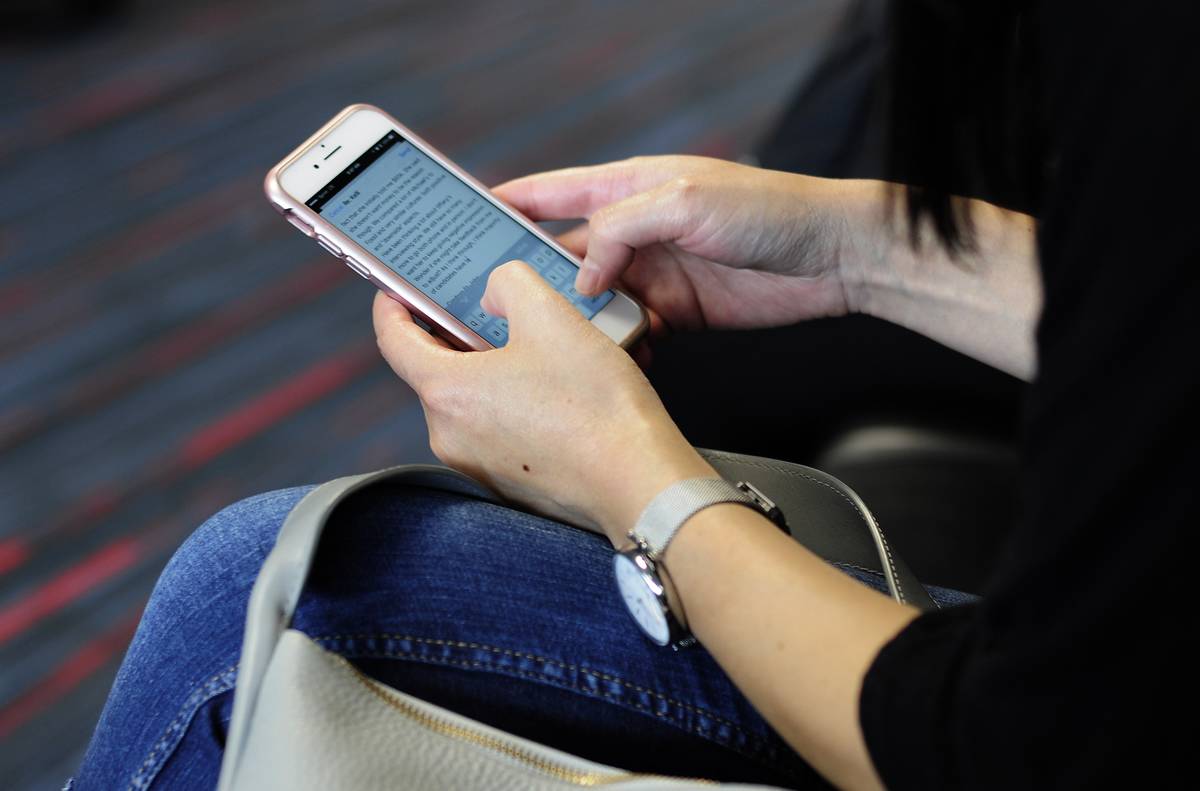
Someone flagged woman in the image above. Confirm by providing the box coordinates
[72,2,1193,789]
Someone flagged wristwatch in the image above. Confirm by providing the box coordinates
[613,478,787,650]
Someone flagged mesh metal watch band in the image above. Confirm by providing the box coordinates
[630,477,757,560]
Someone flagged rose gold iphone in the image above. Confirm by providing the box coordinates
[264,104,648,350]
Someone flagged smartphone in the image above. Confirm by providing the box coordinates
[264,104,648,350]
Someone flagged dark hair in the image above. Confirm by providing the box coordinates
[885,1,1039,250]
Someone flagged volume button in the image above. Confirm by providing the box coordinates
[315,235,343,258]
[343,256,371,279]
[285,212,314,236]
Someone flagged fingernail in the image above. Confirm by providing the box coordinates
[576,266,599,295]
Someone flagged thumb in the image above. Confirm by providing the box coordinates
[373,291,457,388]
[481,260,586,340]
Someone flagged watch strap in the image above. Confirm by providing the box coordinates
[631,477,757,561]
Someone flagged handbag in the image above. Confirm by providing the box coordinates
[216,449,932,790]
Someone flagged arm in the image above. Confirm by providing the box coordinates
[372,159,1038,789]
[840,187,1042,380]
[374,267,917,790]
[665,504,914,791]
[597,471,916,791]
[495,158,1043,380]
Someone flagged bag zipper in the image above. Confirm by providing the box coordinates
[337,654,714,787]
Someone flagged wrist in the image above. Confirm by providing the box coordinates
[595,427,717,546]
[825,178,895,318]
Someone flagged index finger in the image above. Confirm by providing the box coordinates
[492,159,665,221]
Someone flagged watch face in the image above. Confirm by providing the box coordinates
[613,552,670,646]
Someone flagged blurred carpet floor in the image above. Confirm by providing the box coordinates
[0,0,842,786]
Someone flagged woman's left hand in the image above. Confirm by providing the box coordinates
[373,261,716,542]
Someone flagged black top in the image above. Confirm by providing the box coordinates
[860,3,1197,787]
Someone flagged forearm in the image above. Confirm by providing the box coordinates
[600,449,916,790]
[594,426,918,789]
[663,502,917,790]
[837,181,1042,381]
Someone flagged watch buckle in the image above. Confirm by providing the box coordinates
[735,481,788,532]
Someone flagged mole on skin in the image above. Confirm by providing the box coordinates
[522,464,530,472]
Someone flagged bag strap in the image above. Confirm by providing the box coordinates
[697,449,934,610]
[219,455,931,787]
[218,465,497,789]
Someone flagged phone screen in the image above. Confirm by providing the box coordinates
[305,130,614,346]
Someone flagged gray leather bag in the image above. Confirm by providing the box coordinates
[216,450,932,790]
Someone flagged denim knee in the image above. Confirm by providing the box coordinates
[122,486,316,682]
[149,487,314,616]
[73,487,316,791]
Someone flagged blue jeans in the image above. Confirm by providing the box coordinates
[71,483,972,790]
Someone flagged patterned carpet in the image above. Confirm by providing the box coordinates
[0,0,844,786]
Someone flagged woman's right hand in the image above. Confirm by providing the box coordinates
[492,155,866,335]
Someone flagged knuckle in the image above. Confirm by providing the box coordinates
[484,265,509,294]
[662,154,690,172]
[375,331,403,371]
[376,320,403,349]
[375,325,417,375]
[493,259,528,283]
[421,380,451,413]
[623,154,650,172]
[668,175,702,204]
[421,378,466,417]
[509,259,536,278]
[589,206,617,239]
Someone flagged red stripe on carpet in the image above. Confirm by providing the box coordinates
[0,178,253,322]
[0,282,32,314]
[0,537,143,647]
[0,258,344,453]
[43,73,170,138]
[0,538,30,577]
[36,343,379,540]
[145,259,344,369]
[179,342,379,469]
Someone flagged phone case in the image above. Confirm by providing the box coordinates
[263,104,648,351]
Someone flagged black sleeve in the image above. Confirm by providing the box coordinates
[859,3,1199,787]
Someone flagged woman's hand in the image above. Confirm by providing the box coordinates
[493,155,862,335]
[496,155,1042,379]
[373,156,874,538]
[373,261,716,541]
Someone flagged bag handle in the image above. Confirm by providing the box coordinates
[219,465,496,789]
[697,449,934,610]
[219,456,931,787]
